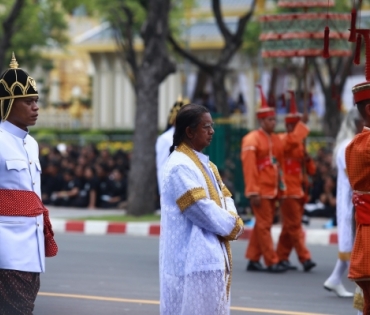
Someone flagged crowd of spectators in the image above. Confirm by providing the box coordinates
[39,143,129,209]
[304,146,338,227]
[40,140,337,221]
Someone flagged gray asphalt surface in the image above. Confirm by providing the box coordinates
[34,234,356,315]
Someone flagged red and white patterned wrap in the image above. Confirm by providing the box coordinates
[0,189,58,257]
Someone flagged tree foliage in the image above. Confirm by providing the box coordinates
[0,0,69,72]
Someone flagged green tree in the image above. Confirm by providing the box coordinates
[92,0,176,216]
[168,0,257,116]
[0,0,68,73]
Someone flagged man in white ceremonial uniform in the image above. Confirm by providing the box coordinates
[324,108,362,300]
[156,97,187,192]
[0,53,57,315]
[159,104,244,315]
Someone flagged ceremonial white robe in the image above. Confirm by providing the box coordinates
[336,139,354,257]
[156,126,174,192]
[159,144,243,315]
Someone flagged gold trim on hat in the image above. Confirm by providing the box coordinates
[352,83,370,94]
[9,52,19,69]
[0,94,39,101]
[0,73,38,101]
[257,107,275,113]
[0,98,15,121]
[285,113,302,118]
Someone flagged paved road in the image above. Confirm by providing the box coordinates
[34,234,356,315]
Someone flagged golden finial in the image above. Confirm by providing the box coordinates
[9,52,19,69]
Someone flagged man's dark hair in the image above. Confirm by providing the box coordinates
[169,104,209,154]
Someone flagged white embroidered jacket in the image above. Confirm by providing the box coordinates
[0,121,45,272]
[159,144,243,315]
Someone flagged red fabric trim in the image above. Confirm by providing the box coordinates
[262,49,351,58]
[260,13,350,22]
[277,0,334,7]
[260,32,348,41]
[0,189,58,257]
[284,159,301,175]
[353,86,370,103]
[257,157,273,171]
[256,108,275,119]
[285,115,301,123]
[353,193,370,225]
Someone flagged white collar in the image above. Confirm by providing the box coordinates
[0,121,28,139]
[194,149,209,164]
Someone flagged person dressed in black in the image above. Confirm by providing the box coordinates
[51,169,81,207]
[99,168,127,209]
[41,162,63,205]
[95,163,111,208]
[72,166,98,209]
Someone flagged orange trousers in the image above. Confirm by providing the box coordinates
[356,281,370,314]
[245,198,279,267]
[276,198,311,263]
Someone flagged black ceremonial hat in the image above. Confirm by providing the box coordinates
[0,52,38,121]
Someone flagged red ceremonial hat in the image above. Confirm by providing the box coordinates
[285,90,301,123]
[352,81,370,103]
[256,85,275,119]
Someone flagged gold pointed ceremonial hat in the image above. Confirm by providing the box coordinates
[167,94,190,126]
[0,52,38,121]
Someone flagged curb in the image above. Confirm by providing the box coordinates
[51,218,338,245]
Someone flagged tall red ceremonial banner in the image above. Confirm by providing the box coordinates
[259,13,351,58]
[260,0,351,59]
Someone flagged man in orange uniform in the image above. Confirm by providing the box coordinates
[241,85,288,273]
[346,81,370,314]
[276,91,317,272]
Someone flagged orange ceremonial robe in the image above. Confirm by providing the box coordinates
[276,121,316,263]
[241,128,285,266]
[346,127,370,281]
[241,129,285,198]
[278,122,316,198]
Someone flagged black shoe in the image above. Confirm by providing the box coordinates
[279,260,298,270]
[302,259,316,272]
[246,261,266,272]
[267,263,288,273]
[302,215,310,226]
